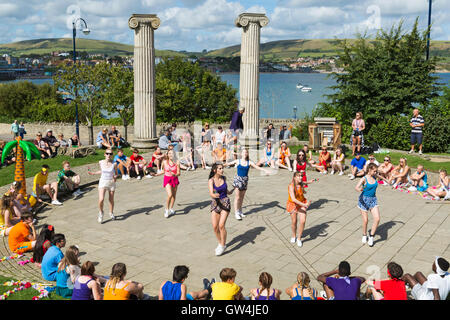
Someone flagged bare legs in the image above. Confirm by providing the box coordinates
[234,189,246,214]
[98,188,114,214]
[360,207,380,236]
[165,185,177,211]
[211,210,229,247]
[290,210,307,240]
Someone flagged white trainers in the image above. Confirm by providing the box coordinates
[122,175,127,181]
[323,171,328,175]
[137,176,142,180]
[215,244,226,256]
[51,200,62,205]
[235,212,242,220]
[408,149,414,154]
[297,239,303,247]
[289,168,293,172]
[349,175,355,180]
[368,235,374,247]
[408,186,417,192]
[330,170,335,175]
[362,235,367,244]
[339,171,344,176]
[145,174,153,179]
[419,150,423,155]
[109,212,115,220]
[97,212,103,224]
[164,209,169,218]
[239,211,245,218]
[290,237,296,244]
[170,209,175,216]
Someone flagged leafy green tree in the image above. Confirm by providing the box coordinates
[155,57,238,123]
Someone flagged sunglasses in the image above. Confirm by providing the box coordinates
[105,153,113,155]
[369,158,375,160]
[384,159,389,162]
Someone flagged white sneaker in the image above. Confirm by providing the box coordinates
[235,212,242,220]
[122,175,127,180]
[339,171,344,176]
[349,175,355,180]
[98,212,103,224]
[205,165,211,169]
[330,170,335,175]
[51,200,62,206]
[170,209,175,216]
[408,149,414,154]
[239,211,245,218]
[323,171,328,175]
[289,168,293,172]
[297,239,303,247]
[408,186,417,192]
[145,174,153,179]
[109,212,115,220]
[419,150,423,155]
[164,209,169,218]
[137,176,142,180]
[362,235,367,244]
[290,237,296,244]
[368,235,374,247]
[215,245,226,256]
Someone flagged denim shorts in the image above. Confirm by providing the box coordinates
[410,132,423,145]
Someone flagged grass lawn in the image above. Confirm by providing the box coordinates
[289,146,450,173]
[0,147,133,188]
[0,275,66,300]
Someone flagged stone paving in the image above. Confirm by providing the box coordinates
[1,164,449,299]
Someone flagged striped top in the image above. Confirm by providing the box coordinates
[410,115,424,133]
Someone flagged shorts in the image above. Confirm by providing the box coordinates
[163,175,179,188]
[233,175,248,191]
[211,197,231,213]
[99,179,116,191]
[411,282,432,300]
[186,293,194,300]
[55,286,73,299]
[358,194,378,211]
[286,200,307,214]
[410,132,423,145]
[13,242,33,254]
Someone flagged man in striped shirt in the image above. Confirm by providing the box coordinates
[409,108,424,155]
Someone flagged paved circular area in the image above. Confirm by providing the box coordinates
[32,167,450,299]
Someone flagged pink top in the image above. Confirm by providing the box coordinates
[164,161,177,177]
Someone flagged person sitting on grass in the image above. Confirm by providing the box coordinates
[426,169,449,201]
[57,161,83,197]
[43,129,60,157]
[158,265,213,300]
[33,164,62,206]
[317,261,365,300]
[363,154,379,173]
[211,267,244,300]
[402,256,449,300]
[285,272,317,300]
[34,132,52,159]
[330,147,345,175]
[71,261,103,300]
[8,212,36,254]
[41,233,66,281]
[365,262,407,300]
[103,262,145,300]
[128,148,147,180]
[388,157,410,188]
[250,272,281,300]
[276,141,292,171]
[408,164,428,192]
[0,195,20,237]
[96,128,112,149]
[349,153,366,180]
[55,245,80,299]
[314,146,331,174]
[109,125,123,148]
[377,155,394,185]
[32,224,55,266]
[114,148,130,180]
[68,134,82,147]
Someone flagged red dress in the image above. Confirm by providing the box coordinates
[296,161,308,187]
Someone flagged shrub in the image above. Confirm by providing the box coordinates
[366,115,411,150]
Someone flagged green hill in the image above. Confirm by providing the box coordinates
[0,38,186,57]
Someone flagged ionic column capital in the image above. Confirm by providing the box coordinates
[128,14,160,30]
[235,13,269,28]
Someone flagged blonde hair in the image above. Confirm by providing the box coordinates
[57,245,80,272]
[297,272,314,299]
[106,263,127,294]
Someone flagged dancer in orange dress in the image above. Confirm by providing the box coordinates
[286,171,315,247]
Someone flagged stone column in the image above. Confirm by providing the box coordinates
[128,14,160,151]
[235,13,269,141]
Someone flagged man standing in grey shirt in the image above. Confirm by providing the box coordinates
[409,108,425,155]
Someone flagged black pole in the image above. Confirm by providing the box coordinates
[72,22,79,139]
[426,0,432,60]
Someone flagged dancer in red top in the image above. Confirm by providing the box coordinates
[155,150,180,218]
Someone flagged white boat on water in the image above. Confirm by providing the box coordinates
[296,83,303,89]
[301,86,312,92]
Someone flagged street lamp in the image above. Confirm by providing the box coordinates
[293,105,298,120]
[426,0,432,61]
[72,18,90,138]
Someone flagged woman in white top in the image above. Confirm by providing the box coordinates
[427,169,450,201]
[351,112,365,156]
[88,149,118,223]
[330,147,345,175]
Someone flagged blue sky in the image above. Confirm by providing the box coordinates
[0,0,449,52]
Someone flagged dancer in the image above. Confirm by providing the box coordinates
[286,171,313,247]
[208,163,234,256]
[155,149,180,218]
[88,149,118,223]
[224,148,269,220]
[355,163,380,247]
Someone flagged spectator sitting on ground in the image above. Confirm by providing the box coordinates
[169,123,181,143]
[250,272,281,300]
[146,146,164,174]
[71,261,103,300]
[55,245,80,298]
[276,141,292,171]
[103,262,145,300]
[159,130,178,151]
[402,256,449,300]
[349,153,366,180]
[158,265,213,300]
[0,140,16,166]
[388,157,410,188]
[377,155,394,185]
[34,132,52,159]
[211,267,244,300]
[32,224,55,266]
[303,145,315,165]
[365,262,407,300]
[57,161,83,197]
[408,164,428,192]
[109,125,123,148]
[96,128,112,149]
[8,212,36,254]
[43,129,60,157]
[128,148,147,180]
[114,148,130,180]
[256,141,276,168]
[0,195,20,237]
[68,134,82,147]
[33,164,62,206]
[426,169,449,201]
[317,261,365,300]
[212,126,226,149]
[41,233,66,281]
[5,181,31,217]
[57,133,69,148]
[285,272,317,300]
[314,146,331,174]
[363,154,380,173]
[212,142,227,164]
[330,147,345,175]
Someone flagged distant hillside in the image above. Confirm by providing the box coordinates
[0,38,187,57]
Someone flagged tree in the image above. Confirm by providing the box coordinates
[101,65,134,142]
[53,63,106,144]
[316,19,442,136]
[155,57,238,123]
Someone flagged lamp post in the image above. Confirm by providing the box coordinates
[72,18,90,139]
[293,105,298,120]
[426,0,432,61]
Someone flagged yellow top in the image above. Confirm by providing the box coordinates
[103,281,131,300]
[211,282,240,300]
[33,171,48,194]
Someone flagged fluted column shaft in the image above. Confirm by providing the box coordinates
[129,14,160,150]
